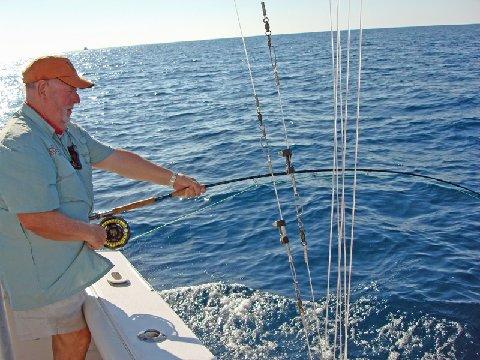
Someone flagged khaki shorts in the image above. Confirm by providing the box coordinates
[12,291,87,341]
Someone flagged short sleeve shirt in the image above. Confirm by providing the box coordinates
[0,104,114,310]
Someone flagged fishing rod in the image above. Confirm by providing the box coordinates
[89,187,191,250]
[92,168,479,250]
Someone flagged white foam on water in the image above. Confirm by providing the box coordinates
[160,281,469,359]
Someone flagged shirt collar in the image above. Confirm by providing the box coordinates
[21,103,65,136]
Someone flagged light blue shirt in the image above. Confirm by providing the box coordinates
[0,104,114,310]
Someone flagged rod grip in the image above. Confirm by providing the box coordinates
[110,197,157,214]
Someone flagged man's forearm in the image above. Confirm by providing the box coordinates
[93,149,173,185]
[17,210,95,242]
[94,149,206,197]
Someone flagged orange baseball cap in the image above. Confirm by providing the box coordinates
[22,56,94,89]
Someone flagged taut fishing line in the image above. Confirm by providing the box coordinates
[91,168,479,250]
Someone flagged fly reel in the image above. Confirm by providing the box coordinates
[99,216,131,250]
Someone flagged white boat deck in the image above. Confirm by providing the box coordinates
[1,250,215,360]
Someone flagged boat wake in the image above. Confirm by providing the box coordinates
[160,282,471,359]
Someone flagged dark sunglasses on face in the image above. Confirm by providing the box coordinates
[67,144,82,170]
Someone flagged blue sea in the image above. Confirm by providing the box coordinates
[1,24,479,359]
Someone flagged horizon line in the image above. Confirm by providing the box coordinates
[72,22,479,53]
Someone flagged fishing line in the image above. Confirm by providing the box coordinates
[129,182,260,245]
[91,168,479,250]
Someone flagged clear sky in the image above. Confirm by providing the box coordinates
[0,0,479,61]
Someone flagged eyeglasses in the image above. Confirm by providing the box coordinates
[67,144,82,170]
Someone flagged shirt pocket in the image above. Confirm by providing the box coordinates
[55,156,89,204]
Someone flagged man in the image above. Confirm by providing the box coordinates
[0,56,205,360]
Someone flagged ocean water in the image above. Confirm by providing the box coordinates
[1,24,479,359]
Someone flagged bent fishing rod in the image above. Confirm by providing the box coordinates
[91,168,479,250]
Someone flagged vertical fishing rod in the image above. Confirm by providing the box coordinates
[233,1,313,358]
[326,1,364,358]
[325,0,337,351]
[332,0,344,355]
[344,1,364,357]
[341,1,353,357]
[333,0,347,356]
[261,2,324,357]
